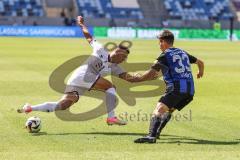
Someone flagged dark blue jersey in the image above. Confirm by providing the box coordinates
[152,48,197,95]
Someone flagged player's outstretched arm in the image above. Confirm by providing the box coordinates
[136,69,160,82]
[77,16,93,44]
[196,59,204,79]
[119,73,142,83]
[119,69,159,83]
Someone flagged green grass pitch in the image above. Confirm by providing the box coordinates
[0,37,239,160]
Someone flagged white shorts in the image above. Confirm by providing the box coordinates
[64,85,87,96]
[67,72,100,90]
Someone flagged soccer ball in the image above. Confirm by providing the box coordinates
[25,116,42,133]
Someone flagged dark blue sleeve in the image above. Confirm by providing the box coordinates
[151,54,168,71]
[187,53,197,64]
[183,50,197,64]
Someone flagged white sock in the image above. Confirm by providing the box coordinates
[31,102,59,112]
[106,88,117,118]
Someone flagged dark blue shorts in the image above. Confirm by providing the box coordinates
[159,91,193,111]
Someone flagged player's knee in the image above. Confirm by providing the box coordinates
[58,99,75,110]
[106,87,116,96]
[153,103,169,116]
[153,110,162,117]
[58,94,79,110]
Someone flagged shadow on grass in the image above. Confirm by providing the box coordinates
[36,132,146,136]
[31,132,48,136]
[159,134,240,145]
[32,132,240,145]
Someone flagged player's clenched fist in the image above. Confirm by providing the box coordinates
[77,16,84,26]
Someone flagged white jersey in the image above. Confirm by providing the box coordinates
[67,39,125,89]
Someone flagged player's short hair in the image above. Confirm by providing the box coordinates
[118,45,130,54]
[157,30,174,45]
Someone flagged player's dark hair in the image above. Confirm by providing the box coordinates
[118,45,130,54]
[157,30,174,45]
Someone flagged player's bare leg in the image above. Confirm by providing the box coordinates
[92,77,127,126]
[17,92,79,113]
[134,102,170,143]
[17,76,126,125]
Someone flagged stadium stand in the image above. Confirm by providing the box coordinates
[232,0,240,11]
[232,0,240,21]
[44,0,77,18]
[164,0,233,20]
[0,0,44,17]
[76,0,143,19]
[0,0,239,29]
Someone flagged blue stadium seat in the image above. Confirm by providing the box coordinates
[164,0,233,20]
[76,0,143,19]
[233,0,240,11]
[0,0,44,17]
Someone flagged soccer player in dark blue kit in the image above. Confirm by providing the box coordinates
[134,30,204,143]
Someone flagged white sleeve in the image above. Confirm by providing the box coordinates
[90,39,103,51]
[111,64,126,76]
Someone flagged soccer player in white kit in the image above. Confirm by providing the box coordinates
[17,16,141,125]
